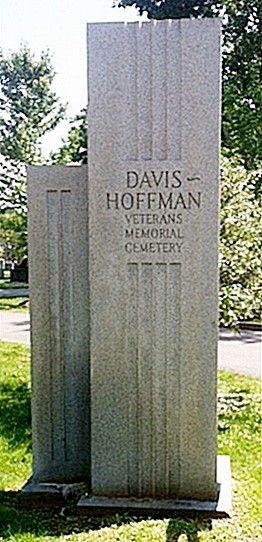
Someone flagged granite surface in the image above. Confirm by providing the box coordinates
[28,165,90,484]
[87,19,221,500]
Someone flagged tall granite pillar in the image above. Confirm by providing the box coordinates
[79,19,228,513]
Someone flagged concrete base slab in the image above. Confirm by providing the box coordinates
[17,479,89,509]
[77,456,231,518]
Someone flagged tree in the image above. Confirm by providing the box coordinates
[0,45,66,164]
[0,46,66,260]
[51,107,87,164]
[0,157,26,214]
[114,0,262,170]
[219,156,261,327]
[222,0,262,170]
[114,0,219,18]
[0,211,27,262]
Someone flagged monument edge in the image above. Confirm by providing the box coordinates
[77,456,231,519]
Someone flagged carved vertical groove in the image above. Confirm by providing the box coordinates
[167,20,182,161]
[60,190,72,461]
[137,25,152,160]
[47,189,72,463]
[153,263,168,497]
[123,24,138,160]
[122,21,181,161]
[152,22,168,160]
[126,262,181,497]
[139,263,153,495]
[126,263,139,494]
[47,190,60,460]
[167,262,181,495]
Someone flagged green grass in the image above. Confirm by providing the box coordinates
[0,341,261,542]
[0,298,29,311]
[0,342,31,492]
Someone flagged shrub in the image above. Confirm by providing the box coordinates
[219,156,261,327]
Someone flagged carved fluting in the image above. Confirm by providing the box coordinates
[126,262,181,497]
[121,21,181,162]
[28,166,90,483]
[47,190,72,461]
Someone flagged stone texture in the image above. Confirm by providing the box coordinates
[27,165,90,484]
[87,19,221,501]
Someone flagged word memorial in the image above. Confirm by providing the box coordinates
[21,18,231,519]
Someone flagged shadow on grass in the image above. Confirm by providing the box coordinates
[166,518,211,541]
[0,382,31,448]
[0,301,21,310]
[0,491,212,540]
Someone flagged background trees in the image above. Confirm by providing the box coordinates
[114,0,220,18]
[0,211,27,262]
[219,157,261,327]
[0,46,66,165]
[0,46,66,213]
[114,0,262,172]
[0,46,66,263]
[50,107,87,165]
[222,0,261,170]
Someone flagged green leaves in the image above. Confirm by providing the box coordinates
[219,156,261,327]
[0,157,27,213]
[113,0,219,18]
[222,0,262,169]
[0,46,66,261]
[115,0,262,171]
[51,107,87,165]
[0,210,27,262]
[0,46,66,164]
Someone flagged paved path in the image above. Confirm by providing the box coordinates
[0,311,30,345]
[0,288,29,298]
[218,328,261,378]
[0,311,261,378]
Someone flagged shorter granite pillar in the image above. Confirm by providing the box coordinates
[19,166,90,505]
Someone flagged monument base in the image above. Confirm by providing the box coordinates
[78,456,231,519]
[17,479,89,509]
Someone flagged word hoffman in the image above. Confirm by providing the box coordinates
[106,170,202,211]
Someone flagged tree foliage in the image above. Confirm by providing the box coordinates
[0,45,66,164]
[219,156,261,327]
[51,107,87,164]
[0,211,27,262]
[114,0,262,170]
[0,46,66,259]
[0,157,26,214]
[114,0,220,18]
[222,0,262,169]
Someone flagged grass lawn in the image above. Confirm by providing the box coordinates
[0,341,261,542]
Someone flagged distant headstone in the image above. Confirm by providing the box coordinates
[4,261,13,272]
[11,258,28,283]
